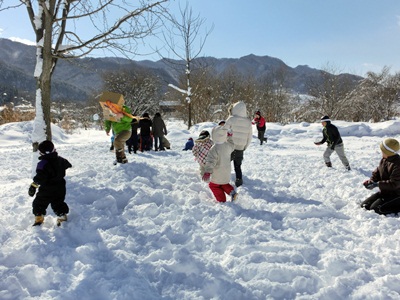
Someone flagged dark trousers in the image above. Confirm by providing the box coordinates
[154,135,164,150]
[361,192,400,215]
[32,186,69,216]
[257,130,266,144]
[126,135,138,153]
[231,150,244,180]
[140,135,152,151]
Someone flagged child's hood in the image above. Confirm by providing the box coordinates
[212,125,228,144]
[230,101,248,118]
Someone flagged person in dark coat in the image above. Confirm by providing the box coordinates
[152,112,168,151]
[28,140,72,226]
[138,112,153,152]
[361,138,400,215]
[314,115,351,170]
[126,118,139,154]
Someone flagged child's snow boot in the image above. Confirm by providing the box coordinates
[33,215,44,226]
[116,149,124,163]
[230,191,238,202]
[56,214,68,226]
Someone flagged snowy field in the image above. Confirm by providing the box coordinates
[1,118,400,300]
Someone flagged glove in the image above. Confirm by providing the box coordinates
[330,145,335,150]
[202,172,211,182]
[28,182,39,197]
[227,129,233,137]
[363,180,378,190]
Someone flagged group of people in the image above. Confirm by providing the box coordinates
[27,103,400,226]
[190,101,254,202]
[314,115,400,215]
[106,111,169,163]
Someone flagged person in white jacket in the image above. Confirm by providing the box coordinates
[202,125,238,202]
[225,101,253,187]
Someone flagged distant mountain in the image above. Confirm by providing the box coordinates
[0,38,363,103]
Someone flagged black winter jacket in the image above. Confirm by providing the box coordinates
[138,117,152,137]
[33,152,72,197]
[318,122,343,147]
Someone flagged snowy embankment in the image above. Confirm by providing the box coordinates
[0,119,400,300]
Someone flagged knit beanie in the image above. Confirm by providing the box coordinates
[320,115,331,122]
[380,138,399,156]
[38,140,55,155]
[198,130,210,140]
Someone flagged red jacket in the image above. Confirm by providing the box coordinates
[252,116,266,130]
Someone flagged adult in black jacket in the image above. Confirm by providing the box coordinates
[138,112,153,151]
[314,115,350,170]
[28,140,72,226]
[152,112,167,151]
[361,138,400,215]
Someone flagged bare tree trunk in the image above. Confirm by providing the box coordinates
[32,1,55,151]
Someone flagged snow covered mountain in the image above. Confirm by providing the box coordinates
[0,38,362,104]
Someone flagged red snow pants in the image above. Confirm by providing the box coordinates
[209,182,234,202]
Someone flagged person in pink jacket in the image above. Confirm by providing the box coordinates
[202,125,238,202]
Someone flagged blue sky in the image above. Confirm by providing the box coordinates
[1,0,400,76]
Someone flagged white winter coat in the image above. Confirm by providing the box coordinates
[225,101,252,151]
[204,126,235,185]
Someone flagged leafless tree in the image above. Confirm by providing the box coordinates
[160,1,213,129]
[102,67,162,117]
[345,67,400,121]
[303,63,354,121]
[0,0,168,152]
[250,67,293,123]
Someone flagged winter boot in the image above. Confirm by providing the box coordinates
[235,178,243,187]
[325,162,332,168]
[345,165,351,171]
[230,190,238,202]
[116,148,124,163]
[121,156,128,164]
[33,215,44,226]
[56,214,68,227]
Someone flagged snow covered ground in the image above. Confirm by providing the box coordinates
[1,118,400,300]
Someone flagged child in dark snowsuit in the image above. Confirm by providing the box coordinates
[28,140,72,226]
